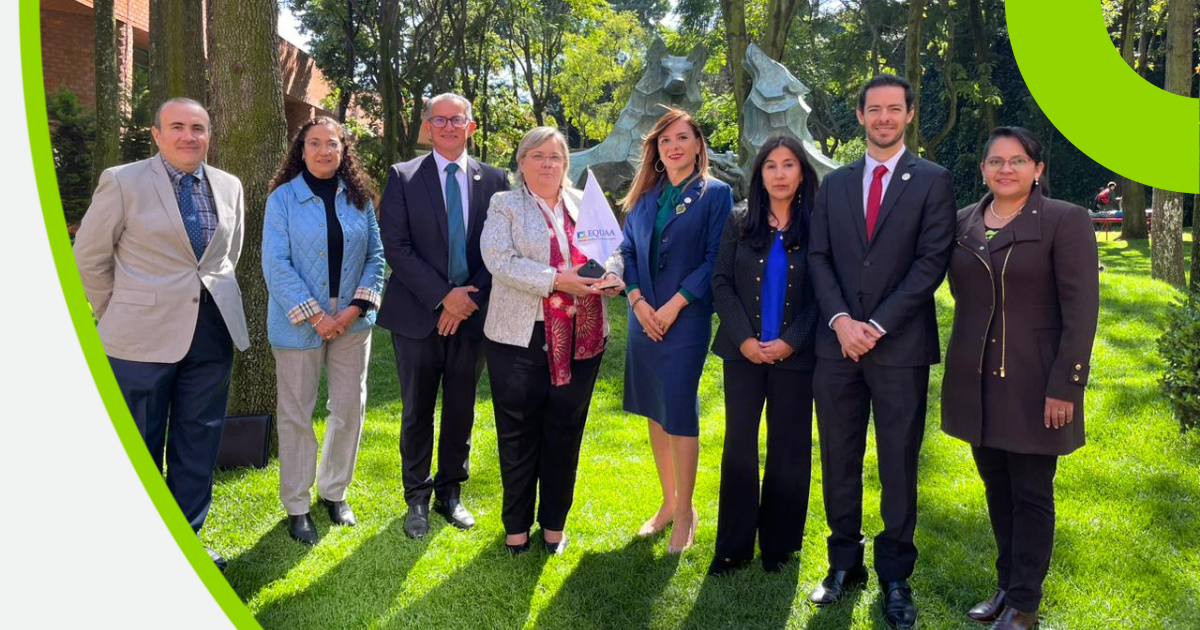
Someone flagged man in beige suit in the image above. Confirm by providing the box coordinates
[74,98,249,570]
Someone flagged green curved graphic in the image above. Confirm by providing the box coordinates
[20,1,260,627]
[1007,1,1198,194]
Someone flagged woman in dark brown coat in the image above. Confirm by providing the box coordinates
[941,127,1099,630]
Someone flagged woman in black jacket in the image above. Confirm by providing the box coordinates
[708,134,820,576]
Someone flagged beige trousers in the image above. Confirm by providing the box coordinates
[273,322,372,515]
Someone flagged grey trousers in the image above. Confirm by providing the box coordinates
[273,327,372,515]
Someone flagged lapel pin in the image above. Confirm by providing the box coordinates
[473,173,481,181]
[901,173,911,181]
[675,203,687,215]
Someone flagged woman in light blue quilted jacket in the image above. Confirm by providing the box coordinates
[262,117,384,545]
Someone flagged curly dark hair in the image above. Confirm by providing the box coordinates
[269,117,377,210]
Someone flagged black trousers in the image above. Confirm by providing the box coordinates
[813,356,929,581]
[972,445,1058,611]
[486,324,603,535]
[392,330,485,505]
[715,361,813,561]
[108,296,234,532]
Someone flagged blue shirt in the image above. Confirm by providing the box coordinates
[760,232,787,341]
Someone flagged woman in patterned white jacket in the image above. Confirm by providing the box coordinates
[480,127,624,555]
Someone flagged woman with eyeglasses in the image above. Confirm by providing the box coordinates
[618,108,733,553]
[480,127,625,555]
[941,127,1099,630]
[263,117,384,545]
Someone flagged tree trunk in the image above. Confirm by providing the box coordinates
[208,0,288,415]
[1191,194,1200,293]
[719,0,749,161]
[1118,0,1148,240]
[92,0,120,188]
[761,0,802,61]
[379,0,401,168]
[149,0,206,107]
[967,0,996,130]
[1149,0,1195,286]
[903,0,925,152]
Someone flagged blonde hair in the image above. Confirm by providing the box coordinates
[619,107,709,212]
[513,126,570,187]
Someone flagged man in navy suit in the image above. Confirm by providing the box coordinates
[806,75,956,629]
[377,93,509,539]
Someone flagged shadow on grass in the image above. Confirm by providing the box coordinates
[383,538,549,630]
[225,517,318,601]
[680,556,801,630]
[252,516,429,629]
[533,538,679,630]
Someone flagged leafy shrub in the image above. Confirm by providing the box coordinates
[1158,297,1200,432]
[47,88,94,227]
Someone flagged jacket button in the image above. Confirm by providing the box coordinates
[318,223,324,228]
[991,338,997,343]
[863,261,871,267]
[192,297,199,303]
[319,251,326,257]
[756,276,761,282]
[1074,363,1083,370]
[759,259,764,264]
[992,370,998,375]
[979,246,985,250]
[789,265,794,270]
[1073,375,1081,382]
[662,236,668,243]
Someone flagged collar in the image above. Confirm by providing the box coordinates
[159,153,206,184]
[290,170,343,202]
[864,145,905,176]
[431,149,469,175]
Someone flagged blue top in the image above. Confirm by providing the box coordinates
[263,172,385,349]
[760,231,787,341]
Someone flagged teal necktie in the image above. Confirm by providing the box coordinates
[445,163,469,286]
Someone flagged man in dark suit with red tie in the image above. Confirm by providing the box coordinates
[377,93,509,539]
[806,75,956,629]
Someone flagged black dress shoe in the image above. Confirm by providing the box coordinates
[319,497,357,527]
[808,565,868,605]
[761,552,793,573]
[544,533,569,555]
[206,546,227,573]
[288,513,318,545]
[989,607,1038,630]
[881,580,918,629]
[506,533,531,556]
[707,556,750,577]
[433,497,476,530]
[968,589,1008,622]
[404,502,430,539]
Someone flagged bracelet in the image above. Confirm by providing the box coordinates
[630,296,646,309]
[310,313,325,328]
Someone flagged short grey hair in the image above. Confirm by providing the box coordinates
[513,126,570,187]
[422,93,473,121]
[153,97,210,130]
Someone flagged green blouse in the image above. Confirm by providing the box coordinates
[628,177,696,304]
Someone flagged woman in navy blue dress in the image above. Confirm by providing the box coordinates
[619,108,733,553]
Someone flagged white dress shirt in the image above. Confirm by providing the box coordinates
[432,150,471,230]
[861,145,906,217]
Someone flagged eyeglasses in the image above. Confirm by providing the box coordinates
[527,153,565,165]
[984,156,1034,170]
[305,140,343,152]
[428,115,470,129]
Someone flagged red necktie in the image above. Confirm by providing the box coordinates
[866,164,888,241]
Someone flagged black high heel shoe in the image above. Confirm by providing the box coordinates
[506,532,531,555]
[544,533,569,555]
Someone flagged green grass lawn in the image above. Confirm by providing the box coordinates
[207,237,1200,629]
